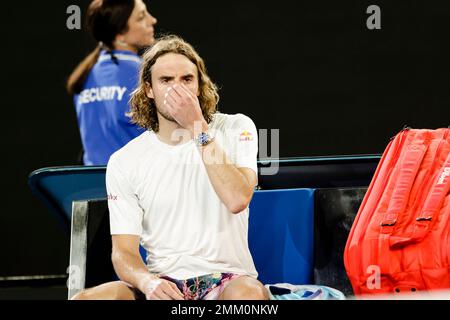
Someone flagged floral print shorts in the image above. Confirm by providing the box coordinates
[131,272,241,300]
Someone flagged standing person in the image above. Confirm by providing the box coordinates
[67,0,157,165]
[71,35,268,300]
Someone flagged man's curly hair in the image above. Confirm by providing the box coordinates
[129,35,219,132]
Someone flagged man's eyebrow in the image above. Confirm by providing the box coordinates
[158,73,195,79]
[158,75,173,80]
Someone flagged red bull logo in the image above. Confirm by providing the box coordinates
[239,130,253,142]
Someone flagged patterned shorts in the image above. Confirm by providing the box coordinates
[131,272,241,300]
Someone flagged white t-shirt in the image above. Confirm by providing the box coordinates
[106,112,259,280]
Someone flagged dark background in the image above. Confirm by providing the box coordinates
[1,0,449,278]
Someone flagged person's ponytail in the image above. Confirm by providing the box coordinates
[66,44,102,95]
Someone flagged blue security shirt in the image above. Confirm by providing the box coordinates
[74,50,145,165]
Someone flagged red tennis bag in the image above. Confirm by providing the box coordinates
[344,127,450,296]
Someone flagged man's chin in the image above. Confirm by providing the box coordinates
[157,111,176,123]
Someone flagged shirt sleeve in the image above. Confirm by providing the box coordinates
[106,157,143,235]
[225,114,259,180]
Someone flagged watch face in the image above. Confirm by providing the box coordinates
[197,132,210,145]
[199,132,209,144]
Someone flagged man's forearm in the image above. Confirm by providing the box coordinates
[197,139,253,213]
[111,249,156,292]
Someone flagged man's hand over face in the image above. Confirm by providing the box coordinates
[164,83,207,135]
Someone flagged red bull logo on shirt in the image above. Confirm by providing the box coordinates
[239,130,253,142]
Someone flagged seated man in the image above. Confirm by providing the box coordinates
[72,35,268,300]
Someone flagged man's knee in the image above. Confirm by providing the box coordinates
[70,289,93,300]
[70,281,134,300]
[221,277,269,300]
[234,284,268,300]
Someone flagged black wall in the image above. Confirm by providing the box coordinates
[1,0,449,277]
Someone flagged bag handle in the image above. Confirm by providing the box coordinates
[379,142,428,232]
[389,129,450,248]
[378,134,428,275]
[410,152,450,241]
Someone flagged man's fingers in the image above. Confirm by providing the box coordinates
[147,293,161,300]
[145,289,162,300]
[166,84,199,112]
[167,282,184,300]
[166,88,181,105]
[165,289,184,300]
[165,94,178,109]
[163,282,184,300]
[154,289,172,300]
[164,99,175,115]
[179,83,196,99]
[171,84,186,99]
[168,85,183,99]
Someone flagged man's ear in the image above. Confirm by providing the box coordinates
[145,82,154,99]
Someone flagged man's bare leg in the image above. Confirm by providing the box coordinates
[70,281,136,300]
[218,276,269,300]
